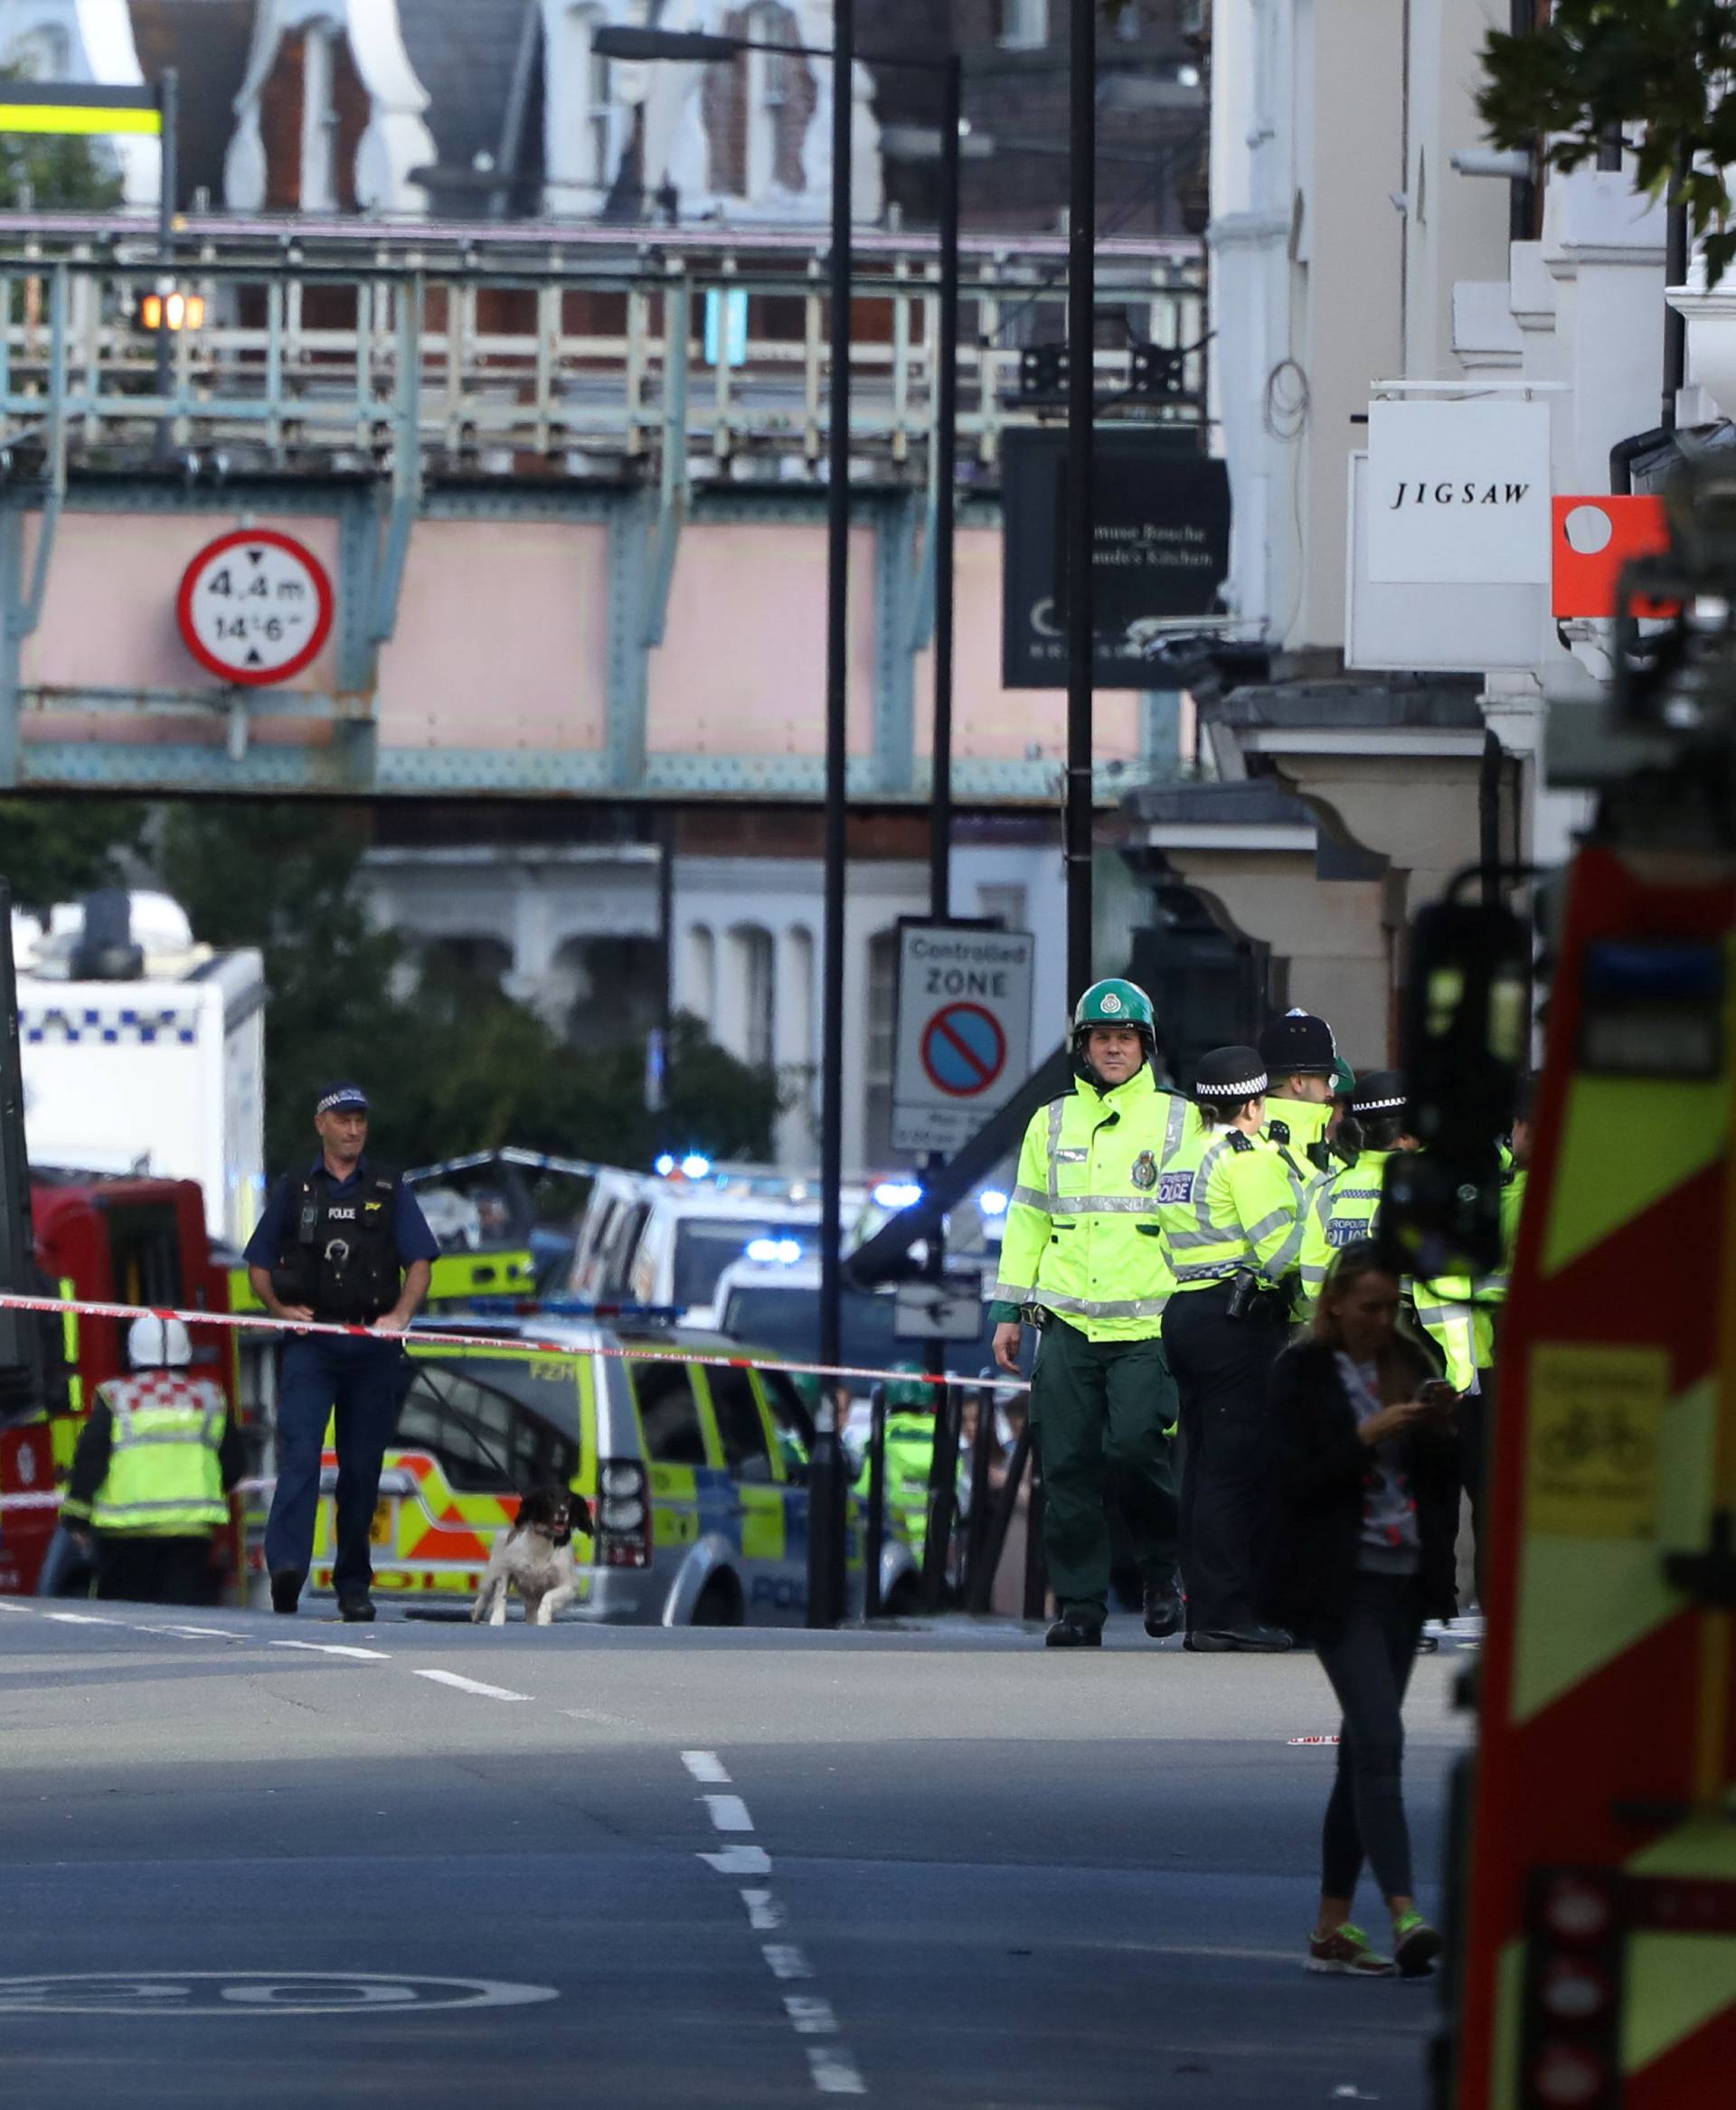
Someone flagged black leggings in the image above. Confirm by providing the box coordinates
[1316,1570,1423,1901]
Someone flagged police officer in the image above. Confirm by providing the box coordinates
[1156,1047,1302,1653]
[244,1082,439,1621]
[1260,1010,1341,1181]
[1298,1070,1414,1306]
[855,1364,949,1561]
[60,1315,242,1606]
[988,979,1188,1649]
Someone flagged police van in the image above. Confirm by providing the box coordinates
[309,1316,910,1625]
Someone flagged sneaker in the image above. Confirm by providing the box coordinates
[1307,1923,1395,1976]
[269,1569,302,1616]
[1392,1912,1442,1977]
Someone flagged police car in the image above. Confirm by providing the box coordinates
[308,1315,911,1625]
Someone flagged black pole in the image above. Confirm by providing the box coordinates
[1064,1,1096,1008]
[929,52,962,922]
[918,1373,960,1613]
[655,805,675,1136]
[863,1381,886,1621]
[809,0,854,1629]
[1663,146,1690,434]
[969,1418,1031,1615]
[1478,730,1502,907]
[1022,1430,1049,1621]
[153,67,179,460]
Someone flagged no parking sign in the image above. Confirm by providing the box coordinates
[892,923,1034,1155]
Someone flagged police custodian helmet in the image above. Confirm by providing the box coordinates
[1258,1008,1337,1079]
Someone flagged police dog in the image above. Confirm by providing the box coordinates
[471,1485,590,1627]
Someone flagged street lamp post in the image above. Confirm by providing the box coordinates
[596,18,968,1627]
[1065,0,1096,1008]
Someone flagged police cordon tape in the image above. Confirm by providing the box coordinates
[0,1287,1031,1404]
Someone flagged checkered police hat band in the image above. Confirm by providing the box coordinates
[1353,1093,1406,1116]
[1197,1071,1267,1099]
[316,1091,366,1116]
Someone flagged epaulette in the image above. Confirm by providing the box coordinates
[1227,1131,1256,1153]
[1268,1118,1291,1145]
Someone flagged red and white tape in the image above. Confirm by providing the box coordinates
[0,1289,1029,1399]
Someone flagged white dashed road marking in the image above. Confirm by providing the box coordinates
[0,1599,36,1614]
[271,1639,392,1663]
[144,1625,248,1642]
[410,1668,529,1700]
[763,1945,813,1981]
[683,1749,731,1784]
[741,1889,786,1930]
[43,1612,123,1626]
[702,1794,754,1832]
[808,2049,867,2096]
[785,1995,839,2036]
[700,1844,772,1877]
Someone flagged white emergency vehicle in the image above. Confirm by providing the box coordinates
[13,892,266,1248]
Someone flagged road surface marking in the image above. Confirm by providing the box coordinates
[700,1845,772,1876]
[0,1972,556,2015]
[43,1612,123,1626]
[808,2049,867,2096]
[741,1889,786,1930]
[683,1749,731,1783]
[702,1794,754,1832]
[785,1995,838,2036]
[270,1639,392,1663]
[763,1945,813,1981]
[411,1668,529,1700]
[0,1599,35,1614]
[140,1624,247,1642]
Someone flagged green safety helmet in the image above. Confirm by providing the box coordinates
[1330,1056,1357,1099]
[884,1361,932,1411]
[1071,978,1156,1065]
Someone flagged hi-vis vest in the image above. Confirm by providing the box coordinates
[1262,1096,1335,1183]
[1298,1149,1397,1302]
[1410,1158,1528,1390]
[88,1372,228,1535]
[989,1064,1194,1342]
[1153,1122,1306,1295]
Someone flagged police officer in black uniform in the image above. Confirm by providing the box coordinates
[244,1083,439,1620]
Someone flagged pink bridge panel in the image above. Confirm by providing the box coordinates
[18,511,342,697]
[377,520,609,752]
[649,523,878,758]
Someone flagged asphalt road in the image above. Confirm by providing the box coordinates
[0,1599,1473,2109]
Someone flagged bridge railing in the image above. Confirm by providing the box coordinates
[0,216,1205,476]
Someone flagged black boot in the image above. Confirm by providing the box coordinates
[1186,1624,1293,1653]
[269,1570,302,1616]
[1044,1612,1102,1649]
[337,1592,376,1623]
[1142,1578,1183,1639]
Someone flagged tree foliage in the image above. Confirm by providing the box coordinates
[1479,0,1736,286]
[0,799,146,914]
[156,805,780,1183]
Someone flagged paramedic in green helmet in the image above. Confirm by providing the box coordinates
[986,978,1194,1648]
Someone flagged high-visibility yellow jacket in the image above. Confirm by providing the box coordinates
[63,1373,230,1536]
[988,1063,1195,1342]
[1298,1149,1397,1303]
[1154,1120,1307,1296]
[1263,1096,1335,1182]
[1412,1157,1528,1389]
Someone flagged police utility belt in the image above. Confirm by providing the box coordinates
[1224,1271,1297,1326]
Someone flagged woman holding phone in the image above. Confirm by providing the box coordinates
[1265,1240,1461,1978]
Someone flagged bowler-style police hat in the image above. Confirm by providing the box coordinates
[1258,1009,1337,1078]
[1349,1070,1406,1119]
[315,1081,370,1116]
[1194,1046,1268,1101]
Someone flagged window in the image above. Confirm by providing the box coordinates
[758,1368,813,1471]
[672,1216,817,1310]
[395,1360,580,1493]
[586,24,613,187]
[299,21,340,213]
[704,1364,774,1482]
[632,1361,710,1466]
[725,924,776,1068]
[996,0,1049,51]
[683,923,716,1031]
[703,3,815,201]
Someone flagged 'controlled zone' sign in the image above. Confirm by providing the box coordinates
[892,924,1035,1155]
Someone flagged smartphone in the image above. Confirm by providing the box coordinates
[1419,1379,1458,1413]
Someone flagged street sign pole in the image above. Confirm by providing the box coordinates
[1065,0,1096,1008]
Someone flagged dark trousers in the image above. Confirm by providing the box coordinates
[1029,1320,1179,1626]
[1161,1285,1288,1634]
[95,1534,214,1606]
[1458,1366,1494,1606]
[1316,1570,1424,1901]
[266,1335,406,1597]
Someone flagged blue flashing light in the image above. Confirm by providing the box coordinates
[873,1180,923,1210]
[654,1153,676,1177]
[680,1153,712,1181]
[745,1237,802,1266]
[979,1189,1009,1217]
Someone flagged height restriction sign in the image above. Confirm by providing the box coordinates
[892,923,1034,1155]
[176,529,335,686]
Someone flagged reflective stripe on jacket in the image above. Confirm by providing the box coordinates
[988,1065,1195,1342]
[1298,1149,1396,1301]
[88,1373,229,1535]
[1154,1122,1305,1296]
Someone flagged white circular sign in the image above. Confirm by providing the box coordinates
[0,1973,557,2016]
[176,529,335,687]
